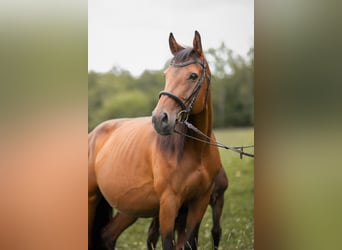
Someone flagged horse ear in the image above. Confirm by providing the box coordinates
[193,30,203,57]
[169,32,183,55]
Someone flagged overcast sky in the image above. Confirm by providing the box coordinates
[88,0,254,76]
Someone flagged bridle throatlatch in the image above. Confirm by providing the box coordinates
[159,58,254,159]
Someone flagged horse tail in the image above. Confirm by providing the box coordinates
[88,127,113,250]
[90,194,113,250]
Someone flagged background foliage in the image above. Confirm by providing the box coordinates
[88,44,254,131]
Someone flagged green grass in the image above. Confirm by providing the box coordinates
[115,128,254,250]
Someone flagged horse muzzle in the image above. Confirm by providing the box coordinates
[152,110,176,135]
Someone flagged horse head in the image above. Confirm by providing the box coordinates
[152,31,211,135]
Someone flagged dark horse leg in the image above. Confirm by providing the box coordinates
[210,168,228,250]
[147,217,160,250]
[101,212,137,250]
[210,194,224,250]
[183,223,200,250]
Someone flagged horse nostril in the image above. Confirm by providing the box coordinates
[152,111,174,135]
[161,112,168,124]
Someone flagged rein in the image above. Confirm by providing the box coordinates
[175,121,254,159]
[159,57,254,159]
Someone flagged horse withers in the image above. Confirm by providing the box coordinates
[88,31,223,250]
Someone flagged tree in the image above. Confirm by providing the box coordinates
[206,43,254,127]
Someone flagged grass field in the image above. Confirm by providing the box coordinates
[115,127,254,250]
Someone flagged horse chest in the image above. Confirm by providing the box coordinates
[154,160,211,200]
[182,165,211,199]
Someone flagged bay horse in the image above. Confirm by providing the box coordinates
[100,167,228,250]
[88,31,223,250]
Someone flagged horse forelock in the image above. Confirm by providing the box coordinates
[171,47,210,77]
[172,47,198,64]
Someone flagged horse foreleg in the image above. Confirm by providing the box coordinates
[101,212,137,250]
[159,193,180,250]
[184,192,211,250]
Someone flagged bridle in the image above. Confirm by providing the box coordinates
[159,58,210,123]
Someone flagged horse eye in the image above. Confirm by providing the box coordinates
[189,73,198,81]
